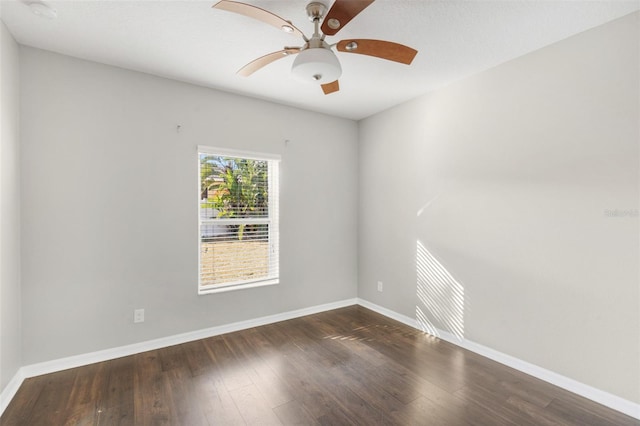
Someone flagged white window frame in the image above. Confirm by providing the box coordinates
[197,146,280,294]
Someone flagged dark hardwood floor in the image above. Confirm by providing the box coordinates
[2,305,638,425]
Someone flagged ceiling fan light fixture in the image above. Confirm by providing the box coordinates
[291,48,342,84]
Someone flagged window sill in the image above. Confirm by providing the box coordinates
[198,278,279,295]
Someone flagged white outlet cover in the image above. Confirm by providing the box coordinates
[134,308,145,323]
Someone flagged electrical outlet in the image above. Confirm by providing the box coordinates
[377,281,383,292]
[134,308,145,323]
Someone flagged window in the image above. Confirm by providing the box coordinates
[198,146,280,293]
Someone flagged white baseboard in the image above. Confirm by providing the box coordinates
[0,297,357,417]
[3,297,638,421]
[0,367,25,416]
[356,298,640,420]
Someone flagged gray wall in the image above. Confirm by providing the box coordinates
[0,21,21,391]
[358,12,639,403]
[19,47,358,364]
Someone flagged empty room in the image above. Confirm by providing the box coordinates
[1,0,638,424]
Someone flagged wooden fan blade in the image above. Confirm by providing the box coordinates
[337,39,417,65]
[238,48,300,77]
[213,1,304,38]
[321,0,374,36]
[321,80,340,95]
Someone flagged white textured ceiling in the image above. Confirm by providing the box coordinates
[2,0,639,120]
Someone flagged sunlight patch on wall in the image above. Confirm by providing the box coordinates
[416,240,465,339]
[416,190,444,217]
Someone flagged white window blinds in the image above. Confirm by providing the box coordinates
[198,147,280,292]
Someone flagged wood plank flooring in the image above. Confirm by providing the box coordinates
[2,305,638,425]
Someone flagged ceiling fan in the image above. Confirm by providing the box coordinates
[212,0,418,95]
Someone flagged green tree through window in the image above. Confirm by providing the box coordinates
[198,149,279,292]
